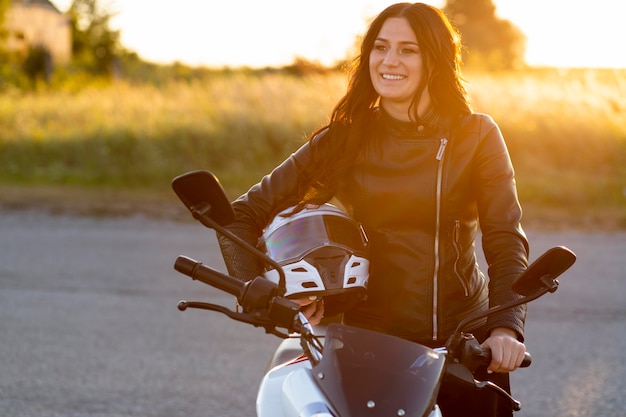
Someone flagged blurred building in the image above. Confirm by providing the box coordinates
[5,0,72,65]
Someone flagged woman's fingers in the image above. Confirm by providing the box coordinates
[298,299,324,325]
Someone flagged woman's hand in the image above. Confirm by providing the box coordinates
[292,297,324,326]
[480,327,526,373]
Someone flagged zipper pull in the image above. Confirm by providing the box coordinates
[436,138,448,161]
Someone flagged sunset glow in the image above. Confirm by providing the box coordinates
[51,0,626,69]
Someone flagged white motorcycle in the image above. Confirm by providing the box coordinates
[171,170,576,417]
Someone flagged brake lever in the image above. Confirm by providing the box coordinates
[177,300,289,335]
[474,380,522,411]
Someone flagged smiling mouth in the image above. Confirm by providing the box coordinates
[381,73,406,80]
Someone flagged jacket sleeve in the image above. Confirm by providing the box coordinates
[472,114,529,341]
[217,139,320,281]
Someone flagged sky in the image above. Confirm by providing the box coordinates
[51,0,626,69]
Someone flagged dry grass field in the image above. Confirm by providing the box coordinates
[1,68,624,229]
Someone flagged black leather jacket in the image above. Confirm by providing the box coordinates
[219,108,529,344]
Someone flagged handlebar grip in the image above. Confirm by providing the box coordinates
[174,255,244,298]
[480,350,532,368]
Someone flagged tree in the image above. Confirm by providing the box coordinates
[22,44,52,85]
[68,0,120,76]
[443,0,526,70]
[0,0,10,54]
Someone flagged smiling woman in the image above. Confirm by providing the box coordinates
[49,0,625,69]
[369,17,427,120]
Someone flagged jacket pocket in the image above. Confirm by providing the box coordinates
[452,220,469,297]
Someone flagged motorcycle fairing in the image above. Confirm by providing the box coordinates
[257,356,316,417]
[313,324,444,417]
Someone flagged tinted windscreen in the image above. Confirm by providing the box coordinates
[313,324,445,417]
[265,215,366,263]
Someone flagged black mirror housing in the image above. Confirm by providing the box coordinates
[512,246,576,296]
[172,170,235,227]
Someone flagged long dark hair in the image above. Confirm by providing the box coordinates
[300,2,472,206]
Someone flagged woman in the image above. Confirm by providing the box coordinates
[218,3,529,416]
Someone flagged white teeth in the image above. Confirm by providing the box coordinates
[382,74,406,80]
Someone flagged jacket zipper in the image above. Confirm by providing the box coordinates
[453,219,469,297]
[432,137,448,340]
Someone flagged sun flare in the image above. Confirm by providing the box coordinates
[495,0,626,68]
[50,0,626,69]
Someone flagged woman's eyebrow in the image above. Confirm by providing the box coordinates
[374,37,419,46]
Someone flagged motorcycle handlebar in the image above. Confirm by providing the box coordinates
[480,349,532,368]
[173,255,532,370]
[175,255,244,299]
[174,255,292,320]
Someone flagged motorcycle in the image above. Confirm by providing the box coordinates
[170,170,577,417]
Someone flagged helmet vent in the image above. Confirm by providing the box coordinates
[302,282,320,289]
[291,267,308,273]
[347,277,357,285]
[351,261,361,268]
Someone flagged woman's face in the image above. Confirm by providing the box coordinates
[369,17,429,120]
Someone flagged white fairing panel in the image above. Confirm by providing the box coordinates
[281,368,335,416]
[257,360,302,417]
[258,357,333,417]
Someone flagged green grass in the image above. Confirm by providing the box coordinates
[1,68,625,228]
[0,74,343,195]
[467,68,626,217]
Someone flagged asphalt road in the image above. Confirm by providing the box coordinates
[1,209,625,417]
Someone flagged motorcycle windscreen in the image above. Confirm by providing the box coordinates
[313,324,445,417]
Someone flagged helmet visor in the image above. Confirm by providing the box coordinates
[265,214,367,264]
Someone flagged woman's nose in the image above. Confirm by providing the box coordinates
[383,49,400,66]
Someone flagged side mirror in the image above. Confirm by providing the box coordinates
[172,170,235,227]
[172,170,288,296]
[511,246,576,296]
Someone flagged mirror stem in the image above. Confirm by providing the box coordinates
[190,204,287,295]
[540,276,560,293]
[191,202,213,228]
[448,285,552,353]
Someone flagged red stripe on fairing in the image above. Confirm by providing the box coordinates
[285,355,309,366]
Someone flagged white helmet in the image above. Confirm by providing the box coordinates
[260,204,369,303]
